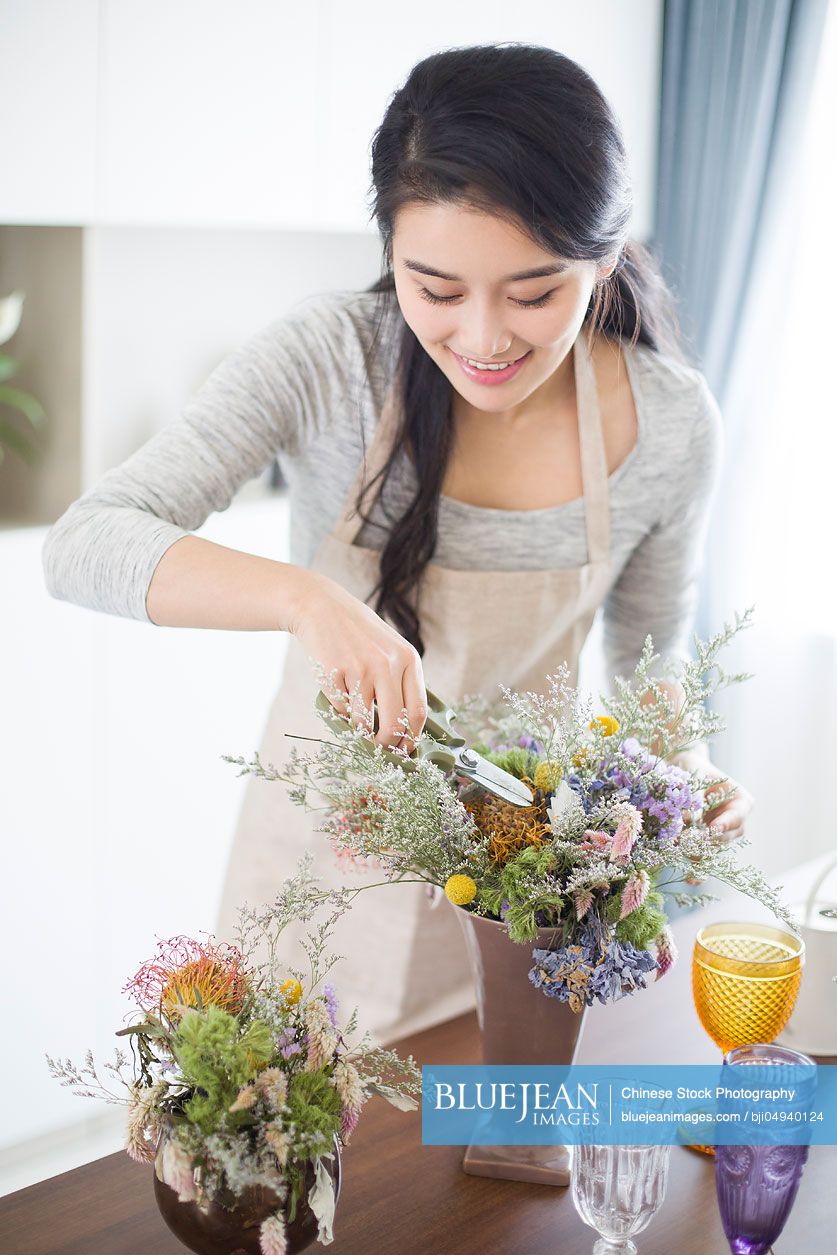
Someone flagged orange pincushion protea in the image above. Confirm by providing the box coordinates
[463,788,551,867]
[123,934,251,1019]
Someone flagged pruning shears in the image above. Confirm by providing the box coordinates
[314,687,534,808]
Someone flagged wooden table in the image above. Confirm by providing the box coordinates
[2,1007,834,1255]
[3,854,835,1253]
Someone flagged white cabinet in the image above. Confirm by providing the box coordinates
[1,1,662,237]
[99,2,322,228]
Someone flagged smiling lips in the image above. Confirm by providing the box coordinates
[449,348,532,385]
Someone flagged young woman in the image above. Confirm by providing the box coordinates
[42,44,753,1042]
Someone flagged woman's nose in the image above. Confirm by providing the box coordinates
[459,307,512,359]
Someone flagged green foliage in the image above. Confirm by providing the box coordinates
[0,293,47,467]
[481,746,540,780]
[286,1069,342,1156]
[493,845,567,942]
[171,1006,273,1133]
[613,892,667,948]
[476,885,504,916]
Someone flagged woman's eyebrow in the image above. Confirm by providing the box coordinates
[401,259,569,282]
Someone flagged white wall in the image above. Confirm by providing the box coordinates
[82,226,383,481]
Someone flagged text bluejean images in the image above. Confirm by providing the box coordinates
[421,1064,837,1146]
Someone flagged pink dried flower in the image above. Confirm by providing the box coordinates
[255,1067,288,1112]
[158,1136,199,1202]
[655,926,678,979]
[125,1080,166,1164]
[341,1105,361,1141]
[332,1056,365,1143]
[229,1083,257,1112]
[620,870,650,919]
[264,1122,291,1168]
[304,998,338,1072]
[580,830,611,854]
[574,888,595,920]
[610,803,643,863]
[259,1212,288,1255]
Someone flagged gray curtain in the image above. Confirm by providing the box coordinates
[653,0,830,401]
[651,0,830,920]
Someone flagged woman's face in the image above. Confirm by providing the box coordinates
[391,201,615,416]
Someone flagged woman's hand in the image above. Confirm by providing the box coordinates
[289,569,429,753]
[672,749,755,884]
[674,751,755,844]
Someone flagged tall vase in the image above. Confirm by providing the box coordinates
[452,903,588,1186]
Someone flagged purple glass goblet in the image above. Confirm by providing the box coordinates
[715,1044,814,1255]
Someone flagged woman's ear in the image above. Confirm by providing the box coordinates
[597,255,619,282]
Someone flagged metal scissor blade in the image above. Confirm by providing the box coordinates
[453,749,534,807]
[470,772,534,806]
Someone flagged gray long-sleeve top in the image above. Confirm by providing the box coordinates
[41,286,723,680]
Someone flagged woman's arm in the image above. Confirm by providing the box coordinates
[41,292,343,623]
[144,535,313,630]
[143,533,428,752]
[41,292,429,749]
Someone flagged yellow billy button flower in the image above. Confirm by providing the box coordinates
[444,874,477,906]
[590,715,620,737]
[279,977,302,1006]
[533,760,563,793]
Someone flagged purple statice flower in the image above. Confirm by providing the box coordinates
[567,769,627,814]
[528,919,658,1008]
[587,938,659,1002]
[277,1025,302,1060]
[620,737,643,759]
[601,742,701,845]
[517,734,546,755]
[322,983,339,1029]
[499,897,510,922]
[566,773,595,813]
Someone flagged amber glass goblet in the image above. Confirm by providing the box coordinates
[688,921,804,1156]
[692,922,804,1053]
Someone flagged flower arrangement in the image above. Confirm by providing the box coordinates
[47,858,421,1253]
[224,608,795,1016]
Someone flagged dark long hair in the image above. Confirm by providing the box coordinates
[355,43,685,654]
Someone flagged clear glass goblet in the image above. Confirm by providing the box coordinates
[571,1143,671,1254]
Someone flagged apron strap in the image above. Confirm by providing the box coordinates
[334,331,611,561]
[574,331,611,565]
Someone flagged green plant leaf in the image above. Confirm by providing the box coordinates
[0,355,17,383]
[0,385,46,425]
[0,292,24,346]
[0,419,38,465]
[365,1082,418,1111]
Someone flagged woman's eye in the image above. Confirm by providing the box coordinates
[515,291,556,309]
[418,287,458,305]
[418,287,556,309]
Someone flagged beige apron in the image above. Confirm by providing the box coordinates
[215,331,613,1046]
